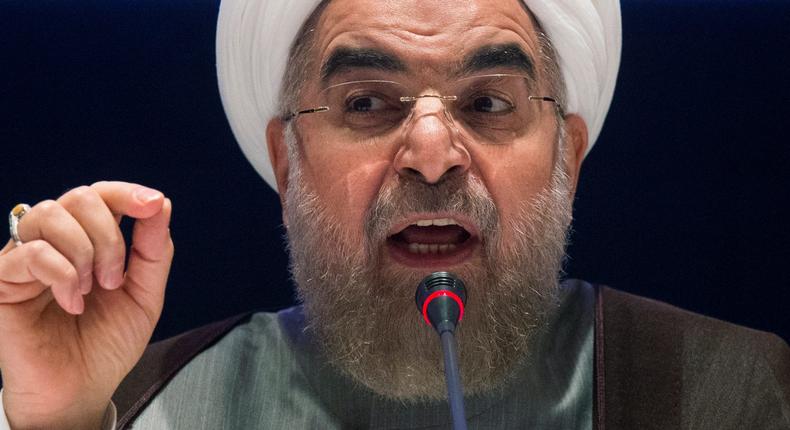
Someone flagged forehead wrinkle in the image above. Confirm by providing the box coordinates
[312,0,545,83]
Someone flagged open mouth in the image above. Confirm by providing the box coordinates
[386,215,479,268]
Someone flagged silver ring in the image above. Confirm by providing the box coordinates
[9,204,31,246]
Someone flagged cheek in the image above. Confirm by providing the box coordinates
[301,150,392,232]
[470,139,558,221]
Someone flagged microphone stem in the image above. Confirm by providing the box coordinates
[440,330,467,430]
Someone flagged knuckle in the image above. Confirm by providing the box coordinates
[65,185,93,201]
[68,185,93,199]
[61,265,79,283]
[34,199,60,218]
[60,185,98,210]
[26,240,51,257]
[75,243,95,263]
[103,232,125,251]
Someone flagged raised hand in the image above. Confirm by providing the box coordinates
[0,181,173,429]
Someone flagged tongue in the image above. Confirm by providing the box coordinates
[396,225,470,244]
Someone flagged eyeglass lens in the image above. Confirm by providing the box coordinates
[310,75,553,144]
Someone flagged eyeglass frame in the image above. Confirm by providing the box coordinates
[282,73,565,125]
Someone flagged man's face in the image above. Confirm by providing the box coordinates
[269,0,587,399]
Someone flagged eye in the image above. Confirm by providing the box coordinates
[340,91,405,131]
[347,95,388,112]
[470,95,513,113]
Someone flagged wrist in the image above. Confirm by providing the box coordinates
[3,391,110,430]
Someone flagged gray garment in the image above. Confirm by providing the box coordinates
[132,283,594,429]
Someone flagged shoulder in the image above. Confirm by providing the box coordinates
[595,284,790,428]
[599,285,789,361]
[112,309,296,429]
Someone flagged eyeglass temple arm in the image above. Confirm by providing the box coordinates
[283,106,330,122]
[529,96,565,116]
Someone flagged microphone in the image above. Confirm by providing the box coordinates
[415,272,468,430]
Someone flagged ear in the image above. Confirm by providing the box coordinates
[561,113,589,196]
[266,118,290,224]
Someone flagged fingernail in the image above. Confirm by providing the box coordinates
[72,291,85,315]
[99,270,114,289]
[134,187,163,204]
[98,269,110,289]
[111,267,125,289]
[79,271,93,295]
[99,264,124,290]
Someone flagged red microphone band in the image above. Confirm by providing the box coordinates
[421,290,465,326]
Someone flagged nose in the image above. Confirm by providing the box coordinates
[393,99,471,184]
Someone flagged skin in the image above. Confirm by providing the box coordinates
[0,182,173,429]
[0,0,587,427]
[268,0,588,268]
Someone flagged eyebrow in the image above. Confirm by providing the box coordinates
[320,47,407,82]
[455,43,536,79]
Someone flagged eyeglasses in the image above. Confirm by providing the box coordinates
[284,74,562,145]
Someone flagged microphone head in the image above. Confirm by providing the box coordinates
[415,272,467,334]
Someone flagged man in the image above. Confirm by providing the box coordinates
[0,0,787,429]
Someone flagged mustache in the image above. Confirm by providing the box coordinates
[364,174,499,244]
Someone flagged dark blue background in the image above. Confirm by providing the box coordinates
[1,0,788,345]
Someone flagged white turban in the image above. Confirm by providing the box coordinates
[216,0,621,191]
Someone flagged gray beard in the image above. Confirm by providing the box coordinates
[284,137,573,401]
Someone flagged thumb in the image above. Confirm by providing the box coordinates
[124,198,174,322]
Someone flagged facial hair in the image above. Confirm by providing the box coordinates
[284,133,574,401]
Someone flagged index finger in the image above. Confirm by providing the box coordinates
[90,181,165,219]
